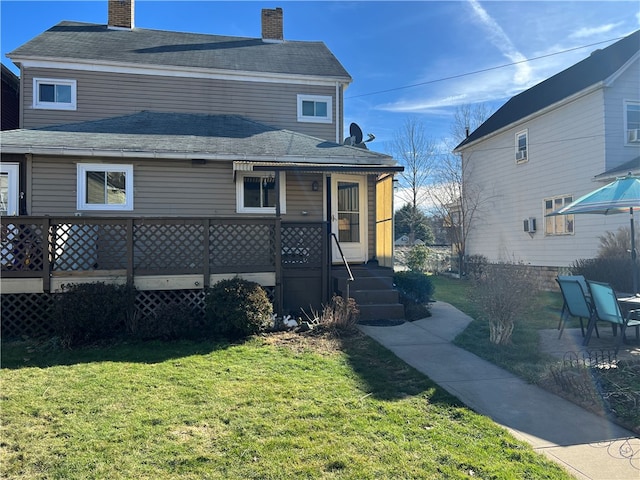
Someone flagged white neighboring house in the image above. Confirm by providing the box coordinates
[454,30,640,269]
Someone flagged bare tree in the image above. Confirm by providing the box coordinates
[428,104,491,274]
[392,117,437,244]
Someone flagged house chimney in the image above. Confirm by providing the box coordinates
[261,8,283,41]
[108,0,135,30]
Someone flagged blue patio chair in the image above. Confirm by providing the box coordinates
[585,280,640,352]
[556,275,596,339]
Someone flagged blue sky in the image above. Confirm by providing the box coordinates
[1,1,639,155]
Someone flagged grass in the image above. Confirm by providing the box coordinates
[430,274,640,431]
[0,333,573,479]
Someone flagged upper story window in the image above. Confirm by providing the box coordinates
[33,78,77,110]
[236,171,286,214]
[515,129,528,163]
[544,195,574,236]
[77,164,133,211]
[297,94,332,124]
[625,100,640,144]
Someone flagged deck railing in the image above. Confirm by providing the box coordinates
[1,217,327,293]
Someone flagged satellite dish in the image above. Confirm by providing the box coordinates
[350,123,363,145]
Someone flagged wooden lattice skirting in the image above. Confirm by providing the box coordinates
[1,287,276,340]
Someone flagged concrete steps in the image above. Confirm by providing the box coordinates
[332,264,405,321]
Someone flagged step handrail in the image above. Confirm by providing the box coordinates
[330,233,354,299]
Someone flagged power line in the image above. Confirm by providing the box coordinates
[345,36,624,100]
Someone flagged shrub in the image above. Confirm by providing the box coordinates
[393,271,434,304]
[394,271,433,321]
[571,227,635,293]
[406,245,429,272]
[204,277,273,339]
[466,254,488,280]
[130,303,203,340]
[303,295,360,332]
[53,282,136,347]
[470,263,538,346]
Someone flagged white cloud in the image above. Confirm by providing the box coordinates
[570,23,623,39]
[467,0,532,86]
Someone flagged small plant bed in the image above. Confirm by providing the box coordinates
[1,331,572,479]
[539,358,640,434]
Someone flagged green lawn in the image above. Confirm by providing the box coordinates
[431,275,565,381]
[1,333,572,479]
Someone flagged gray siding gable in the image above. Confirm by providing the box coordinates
[8,21,352,81]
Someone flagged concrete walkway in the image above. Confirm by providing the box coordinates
[358,301,639,480]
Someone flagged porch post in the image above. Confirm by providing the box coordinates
[274,172,283,314]
[126,218,134,286]
[203,218,211,288]
[42,217,51,293]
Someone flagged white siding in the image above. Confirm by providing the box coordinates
[464,88,630,267]
[604,57,640,170]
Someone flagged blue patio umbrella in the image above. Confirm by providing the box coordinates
[548,173,640,292]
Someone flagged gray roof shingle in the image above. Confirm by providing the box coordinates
[8,21,352,80]
[456,30,640,150]
[0,111,394,164]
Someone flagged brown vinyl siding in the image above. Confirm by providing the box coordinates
[22,67,339,141]
[29,155,325,219]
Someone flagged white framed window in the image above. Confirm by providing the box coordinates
[77,164,133,211]
[544,195,574,236]
[236,171,286,214]
[33,78,77,110]
[515,129,528,163]
[297,94,332,123]
[625,100,640,144]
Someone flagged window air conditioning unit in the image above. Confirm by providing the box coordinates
[628,129,640,143]
[515,150,527,162]
[523,217,536,233]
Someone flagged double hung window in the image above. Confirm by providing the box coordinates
[625,101,640,144]
[515,130,528,163]
[544,195,574,235]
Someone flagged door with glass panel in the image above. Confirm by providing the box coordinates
[331,175,366,263]
[0,164,19,216]
[1,164,20,268]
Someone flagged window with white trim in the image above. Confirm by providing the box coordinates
[236,171,286,214]
[77,164,133,211]
[544,195,574,235]
[515,130,528,163]
[33,78,77,110]
[297,94,332,123]
[625,100,640,144]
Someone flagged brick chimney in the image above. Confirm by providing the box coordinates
[108,0,134,30]
[261,8,283,41]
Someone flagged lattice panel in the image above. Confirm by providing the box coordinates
[95,224,128,269]
[209,224,275,269]
[134,224,204,271]
[135,289,206,319]
[1,223,46,272]
[1,293,55,339]
[281,224,323,266]
[52,223,100,271]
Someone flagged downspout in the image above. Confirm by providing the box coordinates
[335,82,340,143]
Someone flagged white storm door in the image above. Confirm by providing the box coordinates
[331,175,367,263]
[0,164,19,216]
